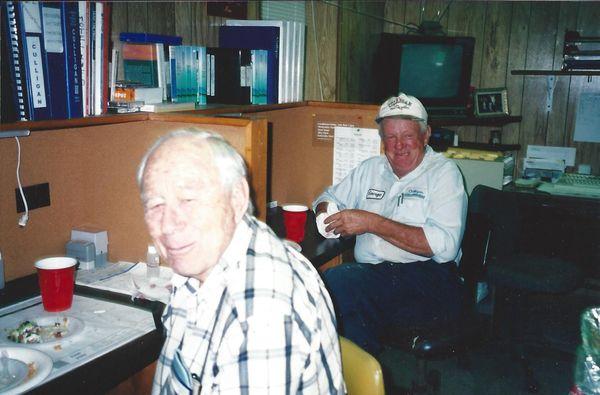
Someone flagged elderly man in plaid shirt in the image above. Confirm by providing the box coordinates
[137,129,344,395]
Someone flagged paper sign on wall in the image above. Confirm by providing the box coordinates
[312,114,362,145]
[574,92,600,143]
[333,127,381,184]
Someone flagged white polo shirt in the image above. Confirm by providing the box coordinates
[313,146,467,264]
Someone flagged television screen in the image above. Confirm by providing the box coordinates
[399,44,464,99]
[371,34,475,114]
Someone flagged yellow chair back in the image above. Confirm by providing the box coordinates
[340,336,385,395]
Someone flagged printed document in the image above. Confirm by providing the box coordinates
[333,127,381,185]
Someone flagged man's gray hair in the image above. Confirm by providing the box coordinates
[137,128,253,214]
[377,116,428,138]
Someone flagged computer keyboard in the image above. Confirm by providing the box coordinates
[537,173,600,199]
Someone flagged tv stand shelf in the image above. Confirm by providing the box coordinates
[511,70,600,76]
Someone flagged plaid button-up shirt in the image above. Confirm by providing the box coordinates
[152,215,345,395]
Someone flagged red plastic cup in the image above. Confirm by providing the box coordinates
[35,257,77,312]
[282,204,309,243]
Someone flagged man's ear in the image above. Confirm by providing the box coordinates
[423,126,432,146]
[230,178,250,222]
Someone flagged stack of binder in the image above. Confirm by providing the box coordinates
[219,25,279,104]
[562,30,600,71]
[119,32,183,103]
[1,1,111,122]
[223,20,306,104]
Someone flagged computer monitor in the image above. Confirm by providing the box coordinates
[371,33,475,116]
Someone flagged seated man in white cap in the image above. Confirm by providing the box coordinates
[313,93,467,356]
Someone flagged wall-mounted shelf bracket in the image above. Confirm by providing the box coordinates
[546,75,556,113]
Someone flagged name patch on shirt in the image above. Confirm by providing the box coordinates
[404,188,425,199]
[366,189,385,200]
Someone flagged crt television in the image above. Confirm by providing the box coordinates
[371,33,475,116]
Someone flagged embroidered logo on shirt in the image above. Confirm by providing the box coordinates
[404,188,425,199]
[366,189,385,200]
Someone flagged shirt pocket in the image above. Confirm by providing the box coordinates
[161,376,192,395]
[398,195,427,225]
[164,349,199,395]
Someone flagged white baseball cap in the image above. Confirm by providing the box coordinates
[375,93,428,124]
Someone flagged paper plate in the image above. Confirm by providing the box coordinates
[0,347,52,395]
[283,239,302,252]
[0,356,28,393]
[6,316,85,345]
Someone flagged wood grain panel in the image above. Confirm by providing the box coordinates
[519,2,559,150]
[447,1,487,143]
[337,1,385,103]
[383,1,406,34]
[110,2,128,88]
[246,1,260,20]
[192,2,209,46]
[476,2,511,143]
[174,1,193,44]
[546,2,579,147]
[421,0,449,30]
[245,119,268,219]
[127,2,148,32]
[304,0,338,101]
[189,4,224,47]
[206,16,225,48]
[504,2,530,147]
[147,2,175,35]
[402,0,423,33]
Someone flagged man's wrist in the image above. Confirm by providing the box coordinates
[365,211,377,233]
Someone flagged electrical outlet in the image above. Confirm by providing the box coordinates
[15,183,51,213]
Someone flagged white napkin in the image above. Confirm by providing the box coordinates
[316,202,340,239]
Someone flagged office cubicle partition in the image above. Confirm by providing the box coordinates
[0,115,267,281]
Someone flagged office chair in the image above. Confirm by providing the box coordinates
[339,336,386,395]
[471,186,582,393]
[382,185,492,394]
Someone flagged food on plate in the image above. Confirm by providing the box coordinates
[27,362,37,379]
[7,318,70,344]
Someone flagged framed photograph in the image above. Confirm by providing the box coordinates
[474,88,509,117]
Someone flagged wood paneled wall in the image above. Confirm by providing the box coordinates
[336,1,600,173]
[113,1,599,174]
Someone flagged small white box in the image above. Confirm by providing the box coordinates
[71,227,108,266]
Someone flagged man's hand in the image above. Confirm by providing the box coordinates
[324,209,376,237]
[325,208,434,257]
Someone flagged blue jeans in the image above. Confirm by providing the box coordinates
[322,260,462,356]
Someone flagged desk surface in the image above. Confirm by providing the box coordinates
[0,212,352,393]
[502,184,600,278]
[0,275,163,395]
[266,206,355,268]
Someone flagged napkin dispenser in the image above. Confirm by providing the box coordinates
[66,240,96,270]
[71,227,108,267]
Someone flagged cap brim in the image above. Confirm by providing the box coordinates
[375,114,426,124]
